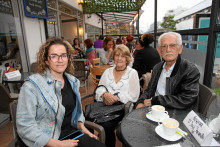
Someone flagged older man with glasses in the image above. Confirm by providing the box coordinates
[135,32,200,110]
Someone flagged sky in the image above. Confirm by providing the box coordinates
[139,0,205,33]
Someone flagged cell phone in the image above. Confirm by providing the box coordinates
[59,130,84,140]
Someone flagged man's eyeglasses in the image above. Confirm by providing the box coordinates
[160,44,178,50]
[48,53,69,62]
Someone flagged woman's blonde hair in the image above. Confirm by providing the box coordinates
[36,37,74,75]
[112,44,131,66]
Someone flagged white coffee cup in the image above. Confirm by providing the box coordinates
[151,105,168,120]
[158,118,179,136]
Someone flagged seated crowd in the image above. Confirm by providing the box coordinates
[15,32,200,147]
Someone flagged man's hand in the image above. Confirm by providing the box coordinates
[136,103,144,109]
[144,99,151,106]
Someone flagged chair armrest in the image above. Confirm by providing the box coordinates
[84,120,105,144]
[10,93,19,99]
[81,93,94,101]
[125,101,134,115]
[8,138,17,147]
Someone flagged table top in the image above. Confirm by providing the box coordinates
[2,72,32,83]
[120,107,219,147]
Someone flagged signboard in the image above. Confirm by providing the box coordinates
[5,70,21,80]
[183,110,213,146]
[23,0,48,19]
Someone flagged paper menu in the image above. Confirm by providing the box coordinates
[183,110,213,146]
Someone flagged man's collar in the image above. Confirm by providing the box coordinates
[163,62,176,72]
[170,55,181,77]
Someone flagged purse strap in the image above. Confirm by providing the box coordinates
[93,85,109,95]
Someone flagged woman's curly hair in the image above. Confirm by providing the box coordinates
[36,37,74,75]
[140,33,155,47]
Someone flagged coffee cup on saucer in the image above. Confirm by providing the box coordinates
[159,118,179,136]
[151,105,168,120]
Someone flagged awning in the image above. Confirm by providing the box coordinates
[81,0,146,23]
[97,11,141,24]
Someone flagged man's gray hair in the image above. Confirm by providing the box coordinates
[158,32,182,46]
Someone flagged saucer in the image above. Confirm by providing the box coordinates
[155,125,182,141]
[146,111,169,122]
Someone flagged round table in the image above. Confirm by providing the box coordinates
[2,72,32,92]
[120,107,216,147]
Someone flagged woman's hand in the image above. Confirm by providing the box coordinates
[103,93,117,105]
[86,131,98,140]
[46,139,78,147]
[78,122,99,140]
[60,140,79,147]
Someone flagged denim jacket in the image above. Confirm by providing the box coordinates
[16,69,85,147]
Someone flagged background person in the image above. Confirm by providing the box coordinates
[136,32,200,110]
[16,38,105,147]
[84,38,96,66]
[98,36,115,65]
[95,44,140,147]
[122,36,127,45]
[94,35,104,49]
[73,38,84,58]
[132,33,161,80]
[126,34,134,53]
[116,38,122,47]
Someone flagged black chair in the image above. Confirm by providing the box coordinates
[0,83,18,114]
[73,60,89,94]
[30,62,37,73]
[198,84,217,116]
[8,100,106,146]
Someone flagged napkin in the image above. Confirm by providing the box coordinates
[209,113,220,134]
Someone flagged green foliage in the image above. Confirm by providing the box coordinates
[82,0,145,13]
[160,15,178,31]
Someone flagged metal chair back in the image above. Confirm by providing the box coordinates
[0,83,17,114]
[198,84,217,116]
[90,66,105,88]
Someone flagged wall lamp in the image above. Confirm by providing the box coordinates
[78,0,84,4]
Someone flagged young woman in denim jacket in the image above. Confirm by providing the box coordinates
[16,38,105,147]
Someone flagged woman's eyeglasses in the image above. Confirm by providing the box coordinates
[48,53,69,62]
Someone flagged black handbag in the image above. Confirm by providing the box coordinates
[85,85,125,123]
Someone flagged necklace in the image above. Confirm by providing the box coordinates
[115,66,127,72]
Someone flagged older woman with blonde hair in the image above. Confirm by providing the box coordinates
[95,44,140,147]
[16,37,106,147]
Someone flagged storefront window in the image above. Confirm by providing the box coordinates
[0,0,25,79]
[47,0,56,9]
[47,9,59,38]
[86,24,101,42]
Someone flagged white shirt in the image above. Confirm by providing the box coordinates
[155,62,176,96]
[95,66,140,104]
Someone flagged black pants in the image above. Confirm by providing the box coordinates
[17,127,106,147]
[59,126,106,147]
[99,115,123,147]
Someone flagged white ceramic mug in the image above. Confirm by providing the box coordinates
[151,105,168,120]
[158,118,179,136]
